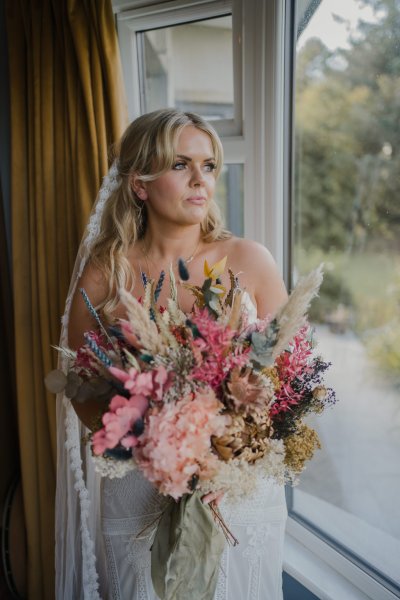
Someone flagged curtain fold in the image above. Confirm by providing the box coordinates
[5,1,128,597]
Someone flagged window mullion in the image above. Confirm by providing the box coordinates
[242,0,285,271]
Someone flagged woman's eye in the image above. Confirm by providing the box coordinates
[173,161,186,170]
[204,163,217,172]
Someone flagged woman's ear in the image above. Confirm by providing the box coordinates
[130,173,148,201]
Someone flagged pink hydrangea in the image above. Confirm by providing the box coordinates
[92,365,171,456]
[134,389,229,500]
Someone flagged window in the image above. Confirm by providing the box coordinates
[116,1,242,136]
[115,0,400,596]
[290,0,400,595]
[215,163,244,236]
[114,0,285,253]
[139,16,235,120]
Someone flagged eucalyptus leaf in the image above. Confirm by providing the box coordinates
[73,380,95,404]
[202,278,212,293]
[89,377,114,396]
[65,372,82,398]
[203,290,212,304]
[72,377,114,403]
[248,318,280,367]
[151,492,225,600]
[44,369,67,394]
[208,298,220,313]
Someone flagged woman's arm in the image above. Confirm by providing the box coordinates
[68,264,107,350]
[67,264,109,429]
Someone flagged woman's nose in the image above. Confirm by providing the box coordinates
[190,165,205,186]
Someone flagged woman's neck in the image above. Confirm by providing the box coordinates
[141,224,203,264]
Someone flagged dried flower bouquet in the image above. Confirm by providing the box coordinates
[47,257,336,600]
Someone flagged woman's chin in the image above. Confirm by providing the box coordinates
[185,206,208,224]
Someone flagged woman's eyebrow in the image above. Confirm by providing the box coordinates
[176,154,216,162]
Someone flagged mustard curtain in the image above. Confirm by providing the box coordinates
[5,1,128,597]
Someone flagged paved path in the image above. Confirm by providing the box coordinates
[298,325,400,539]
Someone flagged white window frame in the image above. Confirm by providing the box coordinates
[115,0,242,137]
[112,1,397,595]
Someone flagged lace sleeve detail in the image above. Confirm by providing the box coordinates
[56,161,121,599]
[60,161,120,336]
[85,162,120,252]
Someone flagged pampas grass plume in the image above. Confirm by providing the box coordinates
[119,288,165,355]
[272,264,324,358]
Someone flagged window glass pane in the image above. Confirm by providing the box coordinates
[215,163,243,237]
[139,16,234,119]
[293,0,400,589]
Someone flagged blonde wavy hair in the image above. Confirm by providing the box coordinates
[90,108,231,320]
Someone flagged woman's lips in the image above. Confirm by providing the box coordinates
[187,196,206,205]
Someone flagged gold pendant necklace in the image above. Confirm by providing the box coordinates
[141,238,201,281]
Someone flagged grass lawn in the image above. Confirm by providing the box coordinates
[294,246,400,384]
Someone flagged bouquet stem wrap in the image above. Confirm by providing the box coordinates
[151,492,225,600]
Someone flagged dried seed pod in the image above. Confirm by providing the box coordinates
[312,385,327,401]
[44,369,67,394]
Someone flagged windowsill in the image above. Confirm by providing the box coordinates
[293,489,400,586]
[284,518,399,600]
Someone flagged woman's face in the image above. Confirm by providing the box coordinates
[140,125,217,228]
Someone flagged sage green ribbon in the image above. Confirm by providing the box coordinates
[151,492,226,600]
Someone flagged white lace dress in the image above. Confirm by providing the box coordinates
[100,296,287,600]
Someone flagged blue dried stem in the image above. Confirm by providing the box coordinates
[79,288,115,349]
[154,270,165,303]
[141,269,148,288]
[84,333,113,367]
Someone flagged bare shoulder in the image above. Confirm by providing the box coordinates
[77,262,108,304]
[222,236,288,318]
[68,262,108,349]
[222,237,279,277]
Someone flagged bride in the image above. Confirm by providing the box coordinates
[58,108,288,599]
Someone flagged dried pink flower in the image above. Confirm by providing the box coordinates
[227,368,275,414]
[189,309,249,390]
[134,389,229,499]
[109,364,169,402]
[92,394,147,455]
[271,326,313,415]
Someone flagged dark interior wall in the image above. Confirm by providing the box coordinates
[0,0,20,519]
[0,0,11,264]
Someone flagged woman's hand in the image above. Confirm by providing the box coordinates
[201,490,225,506]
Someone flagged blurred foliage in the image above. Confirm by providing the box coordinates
[295,0,400,254]
[367,323,400,386]
[308,270,353,326]
[295,0,400,379]
[310,252,400,379]
[365,271,400,385]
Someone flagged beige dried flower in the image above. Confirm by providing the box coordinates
[261,366,281,391]
[312,385,327,401]
[284,423,321,473]
[212,408,273,464]
[226,368,275,415]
